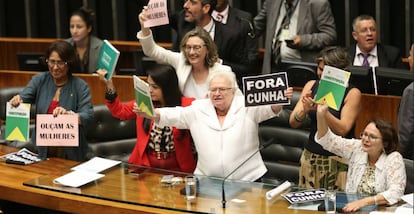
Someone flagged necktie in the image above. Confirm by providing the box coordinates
[272,0,293,65]
[360,53,370,66]
[216,13,224,23]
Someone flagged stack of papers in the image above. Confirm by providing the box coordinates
[53,157,121,188]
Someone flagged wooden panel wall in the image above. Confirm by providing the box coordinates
[0,37,172,71]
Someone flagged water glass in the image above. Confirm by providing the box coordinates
[184,175,196,200]
[324,190,336,214]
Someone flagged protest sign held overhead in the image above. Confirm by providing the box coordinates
[242,72,290,107]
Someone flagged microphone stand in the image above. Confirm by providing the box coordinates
[221,138,274,208]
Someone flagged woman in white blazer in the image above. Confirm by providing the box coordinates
[135,70,294,181]
[137,7,232,99]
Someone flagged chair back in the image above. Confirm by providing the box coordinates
[404,158,414,194]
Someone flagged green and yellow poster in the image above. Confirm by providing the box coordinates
[314,65,351,111]
[5,102,30,142]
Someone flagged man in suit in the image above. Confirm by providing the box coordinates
[349,15,403,68]
[169,0,258,84]
[253,0,337,74]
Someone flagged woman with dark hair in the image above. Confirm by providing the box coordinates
[9,40,93,161]
[316,103,406,212]
[66,6,103,73]
[96,65,196,173]
[289,46,362,191]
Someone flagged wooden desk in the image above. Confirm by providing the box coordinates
[0,70,135,105]
[0,145,322,214]
[0,145,182,214]
[0,37,172,71]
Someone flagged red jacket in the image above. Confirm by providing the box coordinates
[106,97,196,173]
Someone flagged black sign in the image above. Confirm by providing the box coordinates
[242,72,290,107]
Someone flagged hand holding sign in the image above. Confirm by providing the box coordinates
[141,0,169,28]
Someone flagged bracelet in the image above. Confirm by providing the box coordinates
[373,195,378,205]
[294,111,305,123]
[105,88,118,102]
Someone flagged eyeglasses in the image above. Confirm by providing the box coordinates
[46,59,67,68]
[357,27,376,34]
[183,44,205,53]
[360,132,381,141]
[209,88,233,94]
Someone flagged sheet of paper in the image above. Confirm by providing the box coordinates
[143,0,169,28]
[71,157,121,173]
[401,193,413,206]
[53,170,104,188]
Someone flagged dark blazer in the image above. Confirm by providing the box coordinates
[253,0,337,74]
[169,8,258,83]
[349,43,404,68]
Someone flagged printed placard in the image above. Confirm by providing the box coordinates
[36,114,79,146]
[242,72,290,107]
[144,0,169,28]
[5,102,30,142]
[282,188,325,204]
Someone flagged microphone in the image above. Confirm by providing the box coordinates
[221,138,273,208]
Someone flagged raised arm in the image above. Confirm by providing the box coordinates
[316,103,329,139]
[138,6,151,37]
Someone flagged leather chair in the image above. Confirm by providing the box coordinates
[259,90,310,185]
[260,90,311,128]
[85,104,137,162]
[259,126,309,186]
[404,158,413,194]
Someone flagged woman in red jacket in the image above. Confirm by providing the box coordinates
[97,65,196,173]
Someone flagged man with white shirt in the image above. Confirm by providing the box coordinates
[169,0,258,84]
[349,15,403,68]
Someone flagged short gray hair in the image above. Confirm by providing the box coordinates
[207,69,238,89]
[352,14,376,32]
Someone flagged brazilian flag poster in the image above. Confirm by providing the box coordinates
[314,65,351,111]
[133,75,155,118]
[5,102,30,142]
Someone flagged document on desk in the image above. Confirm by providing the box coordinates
[53,157,121,187]
[71,157,121,173]
[53,170,105,188]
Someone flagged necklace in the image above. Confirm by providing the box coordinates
[55,83,66,87]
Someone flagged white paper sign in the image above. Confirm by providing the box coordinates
[36,114,79,146]
[144,0,169,28]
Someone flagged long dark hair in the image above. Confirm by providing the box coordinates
[147,64,182,107]
[71,7,96,34]
[143,65,184,137]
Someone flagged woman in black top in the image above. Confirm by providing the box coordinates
[289,46,362,191]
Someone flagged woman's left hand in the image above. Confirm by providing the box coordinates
[52,106,74,117]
